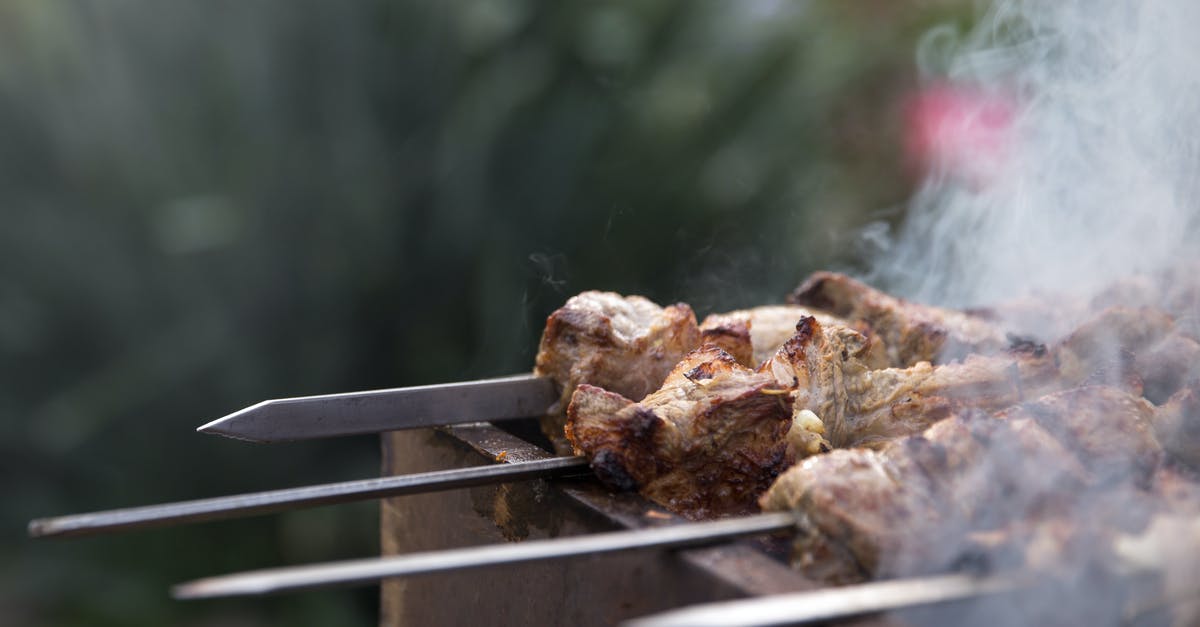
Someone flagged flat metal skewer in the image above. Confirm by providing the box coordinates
[172,512,798,600]
[624,572,1023,627]
[29,456,588,539]
[198,373,558,443]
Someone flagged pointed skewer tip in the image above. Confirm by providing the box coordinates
[195,409,269,443]
[27,518,51,539]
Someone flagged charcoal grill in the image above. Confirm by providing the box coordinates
[380,420,904,626]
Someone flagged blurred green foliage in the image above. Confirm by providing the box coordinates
[2,1,968,625]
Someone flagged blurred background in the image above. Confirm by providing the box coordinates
[3,1,970,625]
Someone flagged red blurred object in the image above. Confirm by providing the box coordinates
[904,82,1014,185]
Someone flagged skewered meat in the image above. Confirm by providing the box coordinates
[759,410,1082,581]
[1135,333,1200,403]
[761,316,1058,449]
[995,385,1161,483]
[534,293,882,452]
[534,291,701,450]
[565,345,794,518]
[760,385,1162,583]
[1054,306,1174,391]
[788,271,1009,365]
[542,274,1193,533]
[562,297,1182,520]
[767,304,1177,450]
[1154,381,1200,470]
[562,314,1051,517]
[697,305,879,369]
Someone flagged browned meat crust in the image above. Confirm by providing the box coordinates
[1137,334,1200,404]
[761,386,1162,583]
[757,305,1181,451]
[788,271,1008,365]
[996,386,1162,484]
[539,283,1198,555]
[698,305,864,368]
[1054,306,1175,391]
[534,291,701,451]
[761,316,1058,449]
[1154,382,1200,471]
[565,346,794,518]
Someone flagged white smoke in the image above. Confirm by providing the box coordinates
[871,0,1200,312]
[857,5,1200,623]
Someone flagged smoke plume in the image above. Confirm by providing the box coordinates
[870,0,1200,314]
[856,3,1200,624]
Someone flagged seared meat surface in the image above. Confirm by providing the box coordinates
[761,385,1164,582]
[565,346,793,518]
[762,305,1180,450]
[1154,382,1200,470]
[1137,334,1200,403]
[761,316,1058,449]
[1054,306,1174,391]
[788,271,1008,366]
[995,385,1161,483]
[537,270,1200,587]
[534,291,701,450]
[698,305,874,368]
[562,304,1184,519]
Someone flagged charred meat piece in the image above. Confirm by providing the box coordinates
[761,388,1154,583]
[758,447,948,583]
[1054,306,1175,392]
[1154,381,1200,470]
[760,411,1086,582]
[534,291,700,450]
[698,305,874,369]
[788,271,1008,365]
[997,386,1161,484]
[565,346,794,518]
[761,316,1057,449]
[764,306,1176,450]
[1134,332,1200,404]
[757,316,887,450]
[919,411,1089,528]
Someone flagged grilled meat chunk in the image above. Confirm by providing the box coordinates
[565,346,793,518]
[761,316,1058,449]
[762,386,1160,583]
[761,447,946,582]
[760,409,1085,582]
[534,291,701,450]
[996,386,1162,483]
[1054,306,1175,392]
[1135,332,1200,404]
[788,271,1008,365]
[698,305,874,368]
[1154,381,1200,470]
[761,305,1178,450]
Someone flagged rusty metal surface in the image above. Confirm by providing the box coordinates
[379,421,897,626]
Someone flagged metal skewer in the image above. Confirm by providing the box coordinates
[624,572,1023,627]
[172,512,798,599]
[198,373,557,443]
[29,456,587,539]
